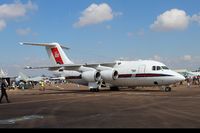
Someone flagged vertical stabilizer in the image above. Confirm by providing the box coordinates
[21,42,74,65]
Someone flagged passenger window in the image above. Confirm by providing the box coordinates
[152,66,156,71]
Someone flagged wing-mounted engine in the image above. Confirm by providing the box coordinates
[101,70,118,81]
[82,71,101,82]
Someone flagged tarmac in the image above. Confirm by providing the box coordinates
[0,83,200,128]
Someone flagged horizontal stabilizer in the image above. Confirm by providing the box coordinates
[20,42,70,50]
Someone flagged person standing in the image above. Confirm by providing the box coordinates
[186,77,191,88]
[40,81,45,91]
[0,79,10,103]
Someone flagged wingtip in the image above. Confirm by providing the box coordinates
[19,42,24,45]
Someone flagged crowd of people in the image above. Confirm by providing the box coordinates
[185,76,200,87]
[1,74,200,104]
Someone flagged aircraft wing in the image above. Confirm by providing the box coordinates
[25,62,117,71]
[25,65,81,71]
[85,62,117,68]
[29,77,46,82]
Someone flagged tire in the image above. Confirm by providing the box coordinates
[165,87,171,92]
[110,87,119,91]
[90,88,100,92]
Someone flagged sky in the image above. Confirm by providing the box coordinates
[0,0,200,76]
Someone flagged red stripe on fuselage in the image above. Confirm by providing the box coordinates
[65,75,82,80]
[136,74,170,77]
[118,74,133,78]
[51,48,64,64]
[118,73,172,78]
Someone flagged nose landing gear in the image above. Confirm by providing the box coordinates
[90,88,100,92]
[164,87,172,92]
[161,86,172,92]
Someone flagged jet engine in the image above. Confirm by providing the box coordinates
[82,71,101,82]
[101,70,119,81]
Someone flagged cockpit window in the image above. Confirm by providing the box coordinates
[161,66,169,70]
[153,66,168,71]
[157,66,162,70]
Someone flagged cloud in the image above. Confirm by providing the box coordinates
[0,19,6,31]
[127,32,134,37]
[127,29,145,38]
[191,13,200,25]
[16,27,32,36]
[182,55,192,61]
[0,0,38,31]
[152,55,163,61]
[114,12,123,17]
[138,30,145,36]
[74,3,118,27]
[150,9,190,31]
[105,25,111,30]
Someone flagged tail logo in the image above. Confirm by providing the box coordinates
[54,51,60,58]
[51,48,64,64]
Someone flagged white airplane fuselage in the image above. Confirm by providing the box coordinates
[60,60,185,88]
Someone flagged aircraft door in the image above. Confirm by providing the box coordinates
[138,65,146,73]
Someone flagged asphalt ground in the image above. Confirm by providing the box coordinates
[0,83,200,128]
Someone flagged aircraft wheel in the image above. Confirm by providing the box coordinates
[95,88,100,92]
[90,88,100,92]
[131,87,136,90]
[110,87,119,91]
[165,87,172,92]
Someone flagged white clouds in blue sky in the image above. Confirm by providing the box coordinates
[182,55,192,61]
[16,27,32,36]
[0,0,37,31]
[150,9,190,31]
[151,9,200,32]
[0,19,6,31]
[191,13,200,25]
[74,3,121,28]
[127,29,145,38]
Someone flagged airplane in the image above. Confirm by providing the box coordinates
[191,68,200,77]
[175,69,200,78]
[0,69,8,78]
[21,42,185,92]
[0,68,17,86]
[16,72,48,83]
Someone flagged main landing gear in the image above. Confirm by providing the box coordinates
[89,82,101,92]
[161,86,172,92]
[110,87,119,91]
[90,88,100,92]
